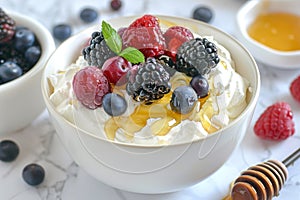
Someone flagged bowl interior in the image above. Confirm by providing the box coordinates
[42,15,260,146]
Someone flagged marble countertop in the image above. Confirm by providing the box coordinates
[1,0,300,199]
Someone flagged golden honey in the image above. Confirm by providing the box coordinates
[247,12,300,51]
[104,78,212,141]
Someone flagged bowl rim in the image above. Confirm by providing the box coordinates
[0,9,55,93]
[236,0,300,56]
[42,15,261,148]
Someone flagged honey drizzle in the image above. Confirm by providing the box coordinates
[104,91,210,141]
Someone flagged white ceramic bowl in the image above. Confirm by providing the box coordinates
[235,0,300,69]
[42,15,260,194]
[0,10,55,133]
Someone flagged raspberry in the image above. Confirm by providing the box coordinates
[73,66,111,109]
[254,102,295,140]
[122,15,166,58]
[0,8,16,43]
[164,26,194,60]
[128,14,160,28]
[290,75,300,102]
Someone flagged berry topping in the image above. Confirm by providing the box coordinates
[290,75,300,103]
[192,6,214,23]
[82,31,116,68]
[0,8,15,43]
[157,55,176,76]
[170,86,198,114]
[102,93,127,116]
[254,102,295,140]
[163,26,194,59]
[117,27,127,38]
[73,66,111,109]
[128,14,160,28]
[176,38,220,77]
[80,8,98,23]
[190,74,209,98]
[126,57,171,104]
[0,61,23,84]
[14,28,35,52]
[22,163,45,186]
[53,24,72,42]
[0,140,19,162]
[110,0,122,11]
[102,56,132,85]
[122,15,166,58]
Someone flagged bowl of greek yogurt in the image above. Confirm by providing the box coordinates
[41,15,260,194]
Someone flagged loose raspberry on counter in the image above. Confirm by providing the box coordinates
[290,75,300,103]
[163,26,194,60]
[0,8,16,43]
[121,15,166,58]
[254,102,295,140]
[73,66,111,109]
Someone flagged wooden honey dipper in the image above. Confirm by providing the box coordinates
[229,147,300,200]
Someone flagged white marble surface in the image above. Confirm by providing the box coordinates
[1,0,300,199]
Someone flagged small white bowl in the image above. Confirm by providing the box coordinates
[42,15,260,194]
[0,10,55,133]
[235,0,300,69]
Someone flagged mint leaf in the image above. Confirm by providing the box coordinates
[101,21,122,54]
[119,47,145,64]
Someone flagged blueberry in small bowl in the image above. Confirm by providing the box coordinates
[0,8,55,133]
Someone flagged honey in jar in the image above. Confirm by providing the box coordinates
[247,12,300,51]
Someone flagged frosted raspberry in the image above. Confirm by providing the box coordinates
[122,15,166,58]
[72,66,111,109]
[254,102,295,140]
[290,75,300,103]
[164,26,194,60]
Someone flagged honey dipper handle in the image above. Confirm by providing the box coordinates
[282,147,300,167]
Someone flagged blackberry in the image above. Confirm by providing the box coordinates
[157,55,176,76]
[0,8,16,43]
[82,31,116,68]
[126,57,171,104]
[176,38,220,77]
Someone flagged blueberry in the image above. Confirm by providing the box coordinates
[53,24,72,42]
[25,46,41,65]
[22,163,45,186]
[80,8,98,23]
[192,6,214,23]
[0,140,19,162]
[170,86,197,114]
[0,61,23,84]
[190,75,209,98]
[110,0,122,11]
[14,28,36,52]
[102,93,127,116]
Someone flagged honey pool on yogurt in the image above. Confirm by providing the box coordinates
[247,12,300,51]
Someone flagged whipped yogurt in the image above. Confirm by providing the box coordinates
[48,37,250,145]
